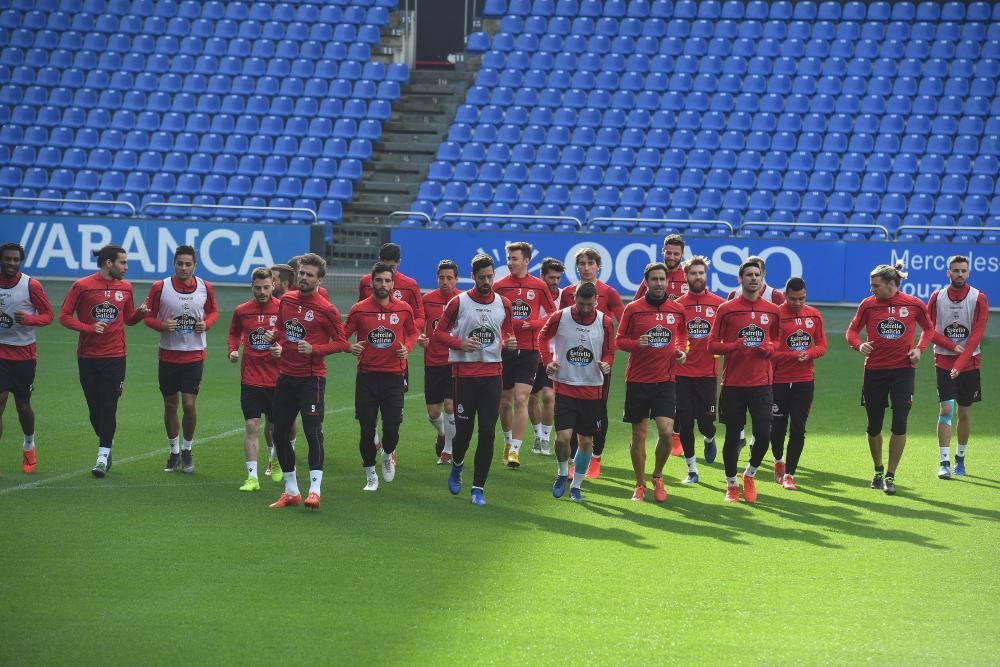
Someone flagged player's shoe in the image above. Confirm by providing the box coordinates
[883,476,897,496]
[585,456,601,479]
[91,460,107,478]
[304,491,321,510]
[502,443,511,465]
[265,460,272,477]
[435,434,445,457]
[382,450,396,482]
[682,471,699,485]
[782,474,797,490]
[363,470,379,492]
[437,452,452,465]
[652,476,667,503]
[269,493,302,508]
[954,455,966,476]
[271,464,283,483]
[741,475,758,503]
[470,488,485,506]
[773,460,786,483]
[540,440,552,456]
[937,461,951,479]
[22,449,37,474]
[569,487,584,502]
[724,485,740,503]
[239,477,260,492]
[631,485,646,502]
[870,473,884,490]
[164,452,180,472]
[553,475,568,498]
[448,463,463,495]
[181,449,194,473]
[671,433,683,456]
[531,440,542,454]
[704,438,717,464]
[507,450,521,469]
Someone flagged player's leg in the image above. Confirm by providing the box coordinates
[179,392,198,472]
[159,362,182,462]
[587,377,611,477]
[427,400,444,454]
[378,374,405,483]
[696,379,719,461]
[649,382,678,493]
[499,351,517,463]
[884,369,915,495]
[356,373,381,490]
[78,358,102,440]
[425,364,446,458]
[241,417,262,491]
[270,376,302,504]
[862,370,889,489]
[719,387,746,501]
[92,358,125,477]
[300,377,326,507]
[783,381,814,489]
[262,387,282,482]
[0,390,7,446]
[570,401,599,501]
[551,393,574,498]
[448,377,473,495]
[624,382,651,495]
[739,386,773,503]
[528,377,543,453]
[952,368,979,476]
[507,380,534,468]
[769,383,789,482]
[675,377,697,466]
[471,376,502,504]
[935,367,956,478]
[442,398,455,458]
[540,384,555,454]
[8,361,37,472]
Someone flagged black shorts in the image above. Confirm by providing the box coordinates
[936,367,982,406]
[554,393,602,436]
[424,363,453,404]
[159,360,204,395]
[355,371,405,426]
[0,358,36,399]
[861,367,915,410]
[502,349,539,390]
[240,384,275,420]
[718,385,773,428]
[273,374,326,422]
[675,375,717,422]
[530,362,552,393]
[622,381,677,423]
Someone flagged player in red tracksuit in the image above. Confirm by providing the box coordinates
[918,255,989,479]
[616,262,688,503]
[267,254,349,511]
[633,234,689,301]
[345,262,420,492]
[494,241,557,469]
[228,266,283,492]
[769,277,827,491]
[528,257,566,455]
[0,242,54,473]
[847,262,960,496]
[59,244,148,478]
[357,242,425,330]
[708,259,781,504]
[418,259,460,464]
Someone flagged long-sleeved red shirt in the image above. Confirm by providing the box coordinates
[538,307,616,399]
[708,295,782,387]
[616,295,688,383]
[344,296,419,375]
[558,280,625,324]
[772,303,827,383]
[920,285,989,373]
[675,290,725,378]
[143,276,219,363]
[493,272,557,351]
[433,289,514,378]
[228,297,281,388]
[846,292,955,370]
[422,288,457,367]
[0,273,53,361]
[59,273,144,358]
[275,290,348,378]
[633,266,688,300]
[358,270,425,331]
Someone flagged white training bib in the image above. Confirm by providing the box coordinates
[552,308,606,387]
[158,276,208,351]
[0,273,38,346]
[934,286,981,357]
[448,291,506,364]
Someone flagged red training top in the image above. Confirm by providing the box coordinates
[846,292,955,370]
[615,296,688,383]
[422,287,457,367]
[772,303,827,383]
[633,266,688,300]
[708,295,782,387]
[143,276,219,363]
[493,272,557,351]
[538,307,616,399]
[358,270,425,331]
[228,297,281,388]
[675,290,725,379]
[433,289,514,378]
[920,285,989,373]
[275,290,349,378]
[0,273,53,361]
[344,296,419,375]
[59,273,144,358]
[558,280,625,324]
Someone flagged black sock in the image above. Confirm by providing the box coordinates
[874,465,885,474]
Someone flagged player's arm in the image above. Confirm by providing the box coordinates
[501,297,517,349]
[528,287,558,332]
[845,304,868,352]
[609,288,625,325]
[558,288,572,309]
[143,281,165,330]
[916,302,958,352]
[200,281,219,331]
[431,297,468,350]
[227,309,242,356]
[18,278,54,326]
[758,306,781,357]
[409,287,425,332]
[951,295,989,370]
[600,315,616,368]
[809,313,828,360]
[614,306,640,352]
[674,307,689,359]
[917,292,938,352]
[537,311,561,367]
[402,304,420,350]
[312,305,350,355]
[58,282,94,332]
[707,310,738,354]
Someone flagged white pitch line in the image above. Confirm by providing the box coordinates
[1,393,426,495]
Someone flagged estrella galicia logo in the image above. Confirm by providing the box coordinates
[687,317,711,339]
[284,318,306,342]
[367,325,396,349]
[944,322,969,343]
[248,327,271,351]
[0,311,13,329]
[646,324,673,348]
[786,330,812,352]
[174,313,197,334]
[92,301,119,323]
[738,324,765,348]
[511,299,531,320]
[566,344,594,367]
[470,326,496,346]
[877,318,905,340]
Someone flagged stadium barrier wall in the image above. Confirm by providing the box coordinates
[392,229,1000,305]
[3,214,323,285]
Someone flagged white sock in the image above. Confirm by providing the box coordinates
[510,438,522,454]
[246,461,258,478]
[268,445,276,462]
[309,469,323,495]
[957,443,967,457]
[443,412,455,453]
[181,439,193,451]
[571,470,585,489]
[593,454,601,461]
[557,459,569,476]
[705,435,715,444]
[541,424,553,441]
[168,437,180,454]
[97,446,111,464]
[726,476,737,486]
[284,473,300,496]
[940,447,950,461]
[739,429,746,440]
[533,423,542,439]
[504,430,513,445]
[744,465,758,478]
[23,434,35,451]
[774,457,784,463]
[290,438,296,450]
[686,456,698,473]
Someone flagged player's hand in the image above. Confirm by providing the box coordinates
[907,348,921,364]
[194,320,207,333]
[14,311,27,323]
[505,334,518,350]
[264,329,276,343]
[270,344,281,358]
[350,341,365,357]
[546,361,560,376]
[638,334,650,347]
[676,349,687,364]
[756,342,772,358]
[416,333,429,348]
[797,352,809,362]
[298,340,313,355]
[859,342,874,356]
[954,344,965,354]
[93,321,106,334]
[162,318,177,332]
[459,338,481,352]
[136,302,150,315]
[598,361,611,374]
[396,344,409,360]
[520,320,533,329]
[228,350,239,363]
[950,367,960,380]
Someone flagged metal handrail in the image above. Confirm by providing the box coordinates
[589,216,734,235]
[141,201,318,222]
[439,211,584,231]
[739,220,891,239]
[895,224,1000,240]
[388,210,433,225]
[0,195,136,216]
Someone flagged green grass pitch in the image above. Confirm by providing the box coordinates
[2,282,998,665]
